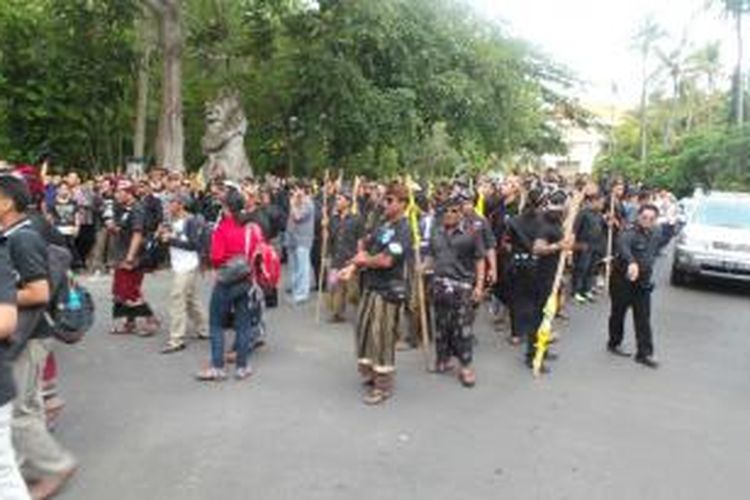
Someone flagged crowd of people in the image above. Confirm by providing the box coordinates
[0,160,678,498]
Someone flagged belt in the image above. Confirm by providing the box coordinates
[434,276,473,291]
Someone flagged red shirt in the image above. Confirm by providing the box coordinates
[210,215,262,269]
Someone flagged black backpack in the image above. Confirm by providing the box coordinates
[45,244,95,344]
[138,236,168,272]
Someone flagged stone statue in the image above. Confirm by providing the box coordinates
[201,89,252,182]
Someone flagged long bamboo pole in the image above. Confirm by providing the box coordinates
[315,170,330,323]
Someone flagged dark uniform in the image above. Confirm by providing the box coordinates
[572,204,603,297]
[608,224,660,360]
[528,213,563,365]
[507,211,541,342]
[355,216,411,398]
[429,221,485,368]
[328,211,364,319]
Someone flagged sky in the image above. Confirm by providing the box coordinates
[470,0,737,107]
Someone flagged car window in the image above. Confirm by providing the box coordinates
[694,199,750,230]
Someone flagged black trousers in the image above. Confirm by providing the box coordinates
[509,263,541,341]
[608,273,654,358]
[572,248,594,295]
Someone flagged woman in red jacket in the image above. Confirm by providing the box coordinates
[196,188,262,381]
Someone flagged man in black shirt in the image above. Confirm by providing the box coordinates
[350,183,411,405]
[327,190,364,322]
[428,195,486,387]
[607,204,662,369]
[0,236,30,498]
[0,174,77,498]
[111,180,160,336]
[528,191,573,373]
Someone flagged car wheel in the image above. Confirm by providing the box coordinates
[670,265,688,287]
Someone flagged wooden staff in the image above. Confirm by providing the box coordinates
[351,176,361,215]
[604,192,616,292]
[532,190,584,377]
[406,177,432,370]
[315,170,330,323]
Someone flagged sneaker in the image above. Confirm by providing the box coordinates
[584,292,597,303]
[574,293,588,304]
[235,366,253,380]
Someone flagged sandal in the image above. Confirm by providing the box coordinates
[458,368,477,388]
[362,388,391,405]
[110,322,136,335]
[429,360,455,374]
[195,367,227,382]
[160,342,186,354]
[138,318,161,337]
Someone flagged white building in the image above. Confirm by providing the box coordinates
[540,103,623,176]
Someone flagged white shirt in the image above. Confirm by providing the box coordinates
[169,218,200,273]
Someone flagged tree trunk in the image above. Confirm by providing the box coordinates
[639,52,648,165]
[736,12,744,127]
[133,43,151,160]
[150,0,185,172]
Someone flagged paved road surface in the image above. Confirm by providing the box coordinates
[55,260,750,500]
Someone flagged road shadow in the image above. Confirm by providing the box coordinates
[672,277,750,298]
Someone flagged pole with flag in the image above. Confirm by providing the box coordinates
[532,190,584,377]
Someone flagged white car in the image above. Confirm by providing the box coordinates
[671,192,750,286]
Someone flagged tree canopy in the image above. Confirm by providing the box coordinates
[0,0,577,177]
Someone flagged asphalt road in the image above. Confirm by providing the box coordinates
[54,258,750,500]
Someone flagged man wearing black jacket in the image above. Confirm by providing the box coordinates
[607,204,662,369]
[160,193,208,354]
[0,174,77,499]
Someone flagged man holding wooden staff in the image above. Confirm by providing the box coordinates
[345,183,411,405]
[527,190,575,373]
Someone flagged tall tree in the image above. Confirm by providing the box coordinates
[632,16,666,165]
[133,7,157,161]
[143,0,185,171]
[715,0,750,126]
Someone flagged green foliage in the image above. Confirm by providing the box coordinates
[0,0,137,170]
[0,0,575,176]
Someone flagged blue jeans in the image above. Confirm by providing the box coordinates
[290,246,311,303]
[209,282,257,370]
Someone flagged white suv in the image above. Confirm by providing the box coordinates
[671,192,750,286]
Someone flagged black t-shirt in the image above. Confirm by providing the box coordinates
[362,217,412,293]
[466,213,495,253]
[51,199,78,230]
[330,213,364,269]
[0,239,17,406]
[2,218,50,349]
[430,222,485,283]
[113,202,146,263]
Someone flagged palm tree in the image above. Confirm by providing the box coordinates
[655,31,690,148]
[632,16,666,165]
[685,41,722,127]
[714,0,750,126]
